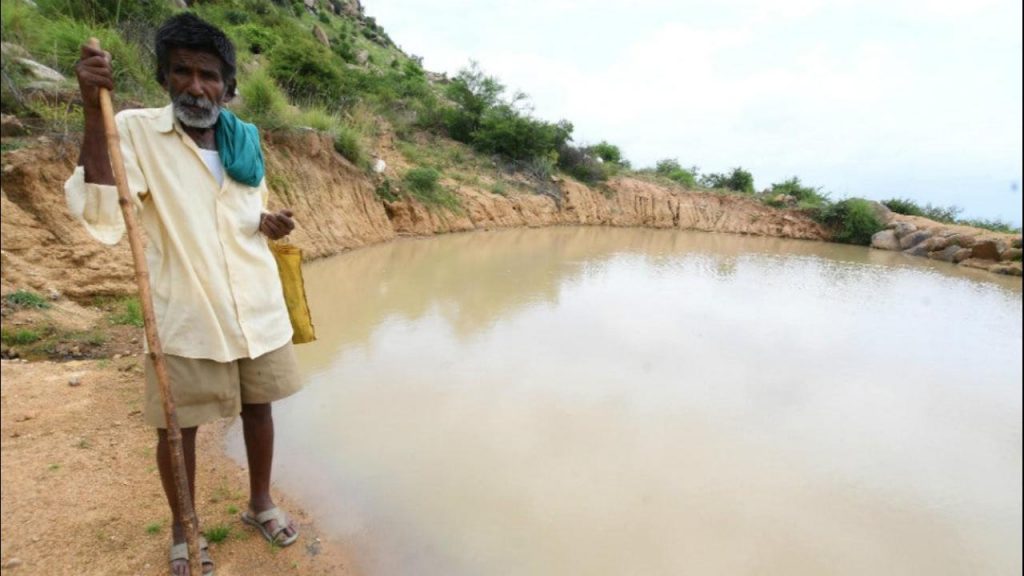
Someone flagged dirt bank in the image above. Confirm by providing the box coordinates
[0,134,828,300]
[0,357,356,575]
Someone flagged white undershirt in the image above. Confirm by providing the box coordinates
[197,148,225,187]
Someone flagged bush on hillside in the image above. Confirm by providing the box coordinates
[701,167,755,194]
[654,159,698,188]
[557,143,608,184]
[769,177,828,206]
[590,141,623,165]
[472,107,572,162]
[816,198,884,245]
[333,125,364,166]
[34,0,172,25]
[230,23,281,54]
[237,69,289,129]
[268,39,343,103]
[402,167,460,210]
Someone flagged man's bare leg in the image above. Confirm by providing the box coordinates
[240,403,296,542]
[156,426,211,575]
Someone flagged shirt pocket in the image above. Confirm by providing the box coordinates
[226,181,263,236]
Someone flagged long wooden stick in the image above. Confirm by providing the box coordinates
[87,38,202,575]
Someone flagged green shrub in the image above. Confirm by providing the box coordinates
[333,125,364,165]
[590,141,623,164]
[701,167,755,194]
[203,525,230,544]
[654,159,698,188]
[5,289,51,309]
[816,198,884,245]
[230,24,281,54]
[403,167,460,210]
[957,218,1021,234]
[1,327,43,346]
[237,69,290,129]
[296,106,339,132]
[110,297,143,327]
[881,197,924,217]
[268,39,343,103]
[472,108,572,162]
[35,0,172,25]
[558,144,608,184]
[375,179,399,202]
[769,177,828,206]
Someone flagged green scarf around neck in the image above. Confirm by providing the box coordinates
[215,109,265,187]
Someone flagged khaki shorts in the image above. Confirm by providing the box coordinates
[144,343,302,429]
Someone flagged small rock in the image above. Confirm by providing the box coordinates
[113,354,123,360]
[1012,237,1022,249]
[355,49,369,65]
[15,413,34,422]
[313,24,331,48]
[0,113,27,137]
[69,345,81,357]
[47,289,61,301]
[15,57,65,83]
[68,375,82,387]
[4,557,23,569]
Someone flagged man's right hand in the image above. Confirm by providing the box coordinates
[75,44,114,111]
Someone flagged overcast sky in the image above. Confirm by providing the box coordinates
[365,0,1022,224]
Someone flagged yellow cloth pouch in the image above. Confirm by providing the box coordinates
[270,241,316,344]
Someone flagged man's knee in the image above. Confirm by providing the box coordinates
[240,402,272,420]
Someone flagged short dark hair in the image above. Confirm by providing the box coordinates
[155,13,237,98]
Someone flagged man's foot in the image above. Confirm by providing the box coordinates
[241,504,299,547]
[169,536,214,575]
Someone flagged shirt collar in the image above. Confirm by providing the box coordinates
[156,104,176,134]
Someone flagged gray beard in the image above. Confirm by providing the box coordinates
[172,93,220,129]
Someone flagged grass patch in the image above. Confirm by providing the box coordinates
[145,522,162,535]
[204,525,231,544]
[333,125,365,166]
[109,297,143,327]
[1,327,43,346]
[402,167,461,211]
[5,289,51,309]
[226,505,239,515]
[815,198,884,245]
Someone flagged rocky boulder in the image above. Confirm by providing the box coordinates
[313,24,330,48]
[953,248,973,263]
[871,230,901,251]
[1001,247,1022,262]
[928,245,962,263]
[890,221,917,238]
[900,230,932,250]
[990,262,1023,277]
[1,114,27,137]
[971,240,1003,261]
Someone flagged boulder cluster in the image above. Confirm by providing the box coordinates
[871,221,1022,276]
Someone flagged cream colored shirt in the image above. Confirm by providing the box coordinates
[64,105,292,362]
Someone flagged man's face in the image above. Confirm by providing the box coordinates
[165,48,226,129]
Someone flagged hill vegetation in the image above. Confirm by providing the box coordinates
[1,0,1017,243]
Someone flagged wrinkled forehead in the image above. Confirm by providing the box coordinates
[166,47,225,74]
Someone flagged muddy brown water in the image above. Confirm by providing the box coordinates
[227,227,1022,576]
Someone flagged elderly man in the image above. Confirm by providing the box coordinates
[68,13,302,575]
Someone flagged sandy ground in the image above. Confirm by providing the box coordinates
[0,357,357,575]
